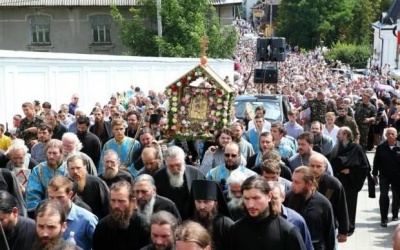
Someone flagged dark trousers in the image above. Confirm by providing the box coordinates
[339,175,359,233]
[367,125,375,151]
[379,175,400,221]
[344,186,358,233]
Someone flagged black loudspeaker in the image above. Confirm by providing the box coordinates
[254,68,278,83]
[254,69,267,83]
[256,38,271,61]
[271,37,286,62]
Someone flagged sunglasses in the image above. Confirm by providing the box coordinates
[224,153,238,158]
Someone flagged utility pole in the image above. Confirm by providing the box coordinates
[156,0,162,57]
[269,0,272,36]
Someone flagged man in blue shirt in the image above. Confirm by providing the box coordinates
[47,175,98,250]
[206,141,256,183]
[26,139,68,217]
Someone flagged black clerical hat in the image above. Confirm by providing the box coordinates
[191,180,232,219]
[192,179,219,200]
[150,114,161,125]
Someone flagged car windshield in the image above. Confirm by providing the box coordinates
[234,100,282,124]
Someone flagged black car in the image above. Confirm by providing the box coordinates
[234,94,290,124]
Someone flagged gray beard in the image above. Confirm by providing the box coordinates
[137,195,156,221]
[227,189,243,209]
[102,168,118,180]
[228,197,243,210]
[166,166,185,188]
[10,163,24,171]
[63,151,78,162]
[330,140,349,159]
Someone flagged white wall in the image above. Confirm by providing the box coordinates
[0,50,234,124]
[373,23,398,68]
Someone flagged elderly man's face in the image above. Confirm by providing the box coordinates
[166,156,184,175]
[134,180,156,205]
[62,138,76,156]
[9,149,25,167]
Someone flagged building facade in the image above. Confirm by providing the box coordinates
[0,0,241,55]
[372,0,400,69]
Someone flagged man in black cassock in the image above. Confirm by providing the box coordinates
[229,176,306,250]
[0,190,35,250]
[190,179,234,250]
[76,116,101,166]
[132,127,157,172]
[225,171,247,221]
[137,146,164,176]
[89,107,112,147]
[0,168,27,217]
[330,126,369,235]
[309,154,349,242]
[93,181,149,250]
[134,174,182,221]
[67,154,110,219]
[285,166,336,250]
[98,149,134,188]
[154,146,205,220]
[140,211,177,250]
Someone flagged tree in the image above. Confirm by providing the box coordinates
[110,0,238,58]
[349,0,374,45]
[275,0,354,48]
[324,43,371,68]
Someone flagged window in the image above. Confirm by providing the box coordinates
[90,15,111,44]
[29,15,51,45]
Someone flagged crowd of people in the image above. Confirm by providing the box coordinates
[1,20,400,250]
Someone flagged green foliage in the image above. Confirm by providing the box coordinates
[275,0,389,48]
[348,0,373,45]
[110,1,238,58]
[324,43,372,68]
[276,0,354,48]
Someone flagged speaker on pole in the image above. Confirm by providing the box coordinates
[256,38,271,62]
[271,37,286,62]
[254,68,278,84]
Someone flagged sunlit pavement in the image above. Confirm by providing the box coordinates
[339,151,396,250]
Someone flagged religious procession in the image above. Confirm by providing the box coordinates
[1,16,400,250]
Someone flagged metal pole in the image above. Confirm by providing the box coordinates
[156,0,162,56]
[269,1,272,36]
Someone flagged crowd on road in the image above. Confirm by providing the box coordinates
[1,20,400,250]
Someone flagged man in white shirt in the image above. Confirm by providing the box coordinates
[247,106,271,132]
